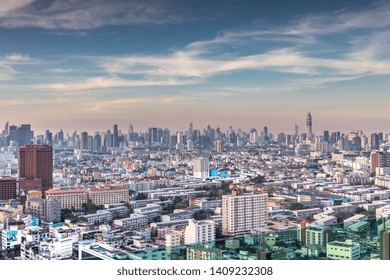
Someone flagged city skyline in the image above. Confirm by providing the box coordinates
[1,0,390,132]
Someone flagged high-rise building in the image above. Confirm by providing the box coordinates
[193,157,209,179]
[0,177,17,200]
[294,124,299,138]
[18,145,53,194]
[81,132,89,151]
[148,127,158,146]
[222,188,268,236]
[189,122,193,136]
[371,133,380,150]
[263,127,269,143]
[45,130,52,146]
[250,129,258,145]
[113,124,119,148]
[306,112,313,141]
[18,124,34,147]
[381,230,390,260]
[371,151,390,174]
[323,130,330,143]
[215,140,223,153]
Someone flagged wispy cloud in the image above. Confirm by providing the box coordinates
[0,53,38,80]
[31,76,202,91]
[0,0,34,14]
[0,0,180,29]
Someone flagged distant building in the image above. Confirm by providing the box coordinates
[193,158,209,179]
[306,112,313,142]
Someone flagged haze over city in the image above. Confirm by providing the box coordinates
[1,0,390,133]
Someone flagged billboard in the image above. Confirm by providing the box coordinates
[4,230,21,248]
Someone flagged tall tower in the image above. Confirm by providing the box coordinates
[18,145,53,194]
[306,112,313,141]
[113,124,119,148]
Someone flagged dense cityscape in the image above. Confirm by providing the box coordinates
[1,112,390,260]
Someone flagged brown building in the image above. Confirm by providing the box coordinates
[18,145,53,194]
[371,151,390,174]
[0,177,17,200]
[19,178,43,194]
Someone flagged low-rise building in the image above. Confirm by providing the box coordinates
[326,239,360,260]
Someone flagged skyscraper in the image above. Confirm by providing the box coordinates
[189,122,193,136]
[18,145,53,194]
[306,112,313,141]
[113,124,119,148]
[81,132,89,151]
[263,126,269,143]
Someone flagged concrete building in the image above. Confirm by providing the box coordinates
[326,239,360,260]
[79,210,113,225]
[184,219,215,245]
[25,198,61,223]
[0,177,16,200]
[193,157,209,179]
[113,214,148,230]
[18,145,53,194]
[222,189,268,236]
[45,189,87,210]
[86,186,129,205]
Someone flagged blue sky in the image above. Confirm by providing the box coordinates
[0,0,390,134]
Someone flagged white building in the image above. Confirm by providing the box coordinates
[45,189,87,210]
[193,157,209,179]
[326,239,360,260]
[113,214,148,230]
[80,210,113,225]
[222,190,268,237]
[184,219,215,245]
[86,186,129,205]
[133,204,162,221]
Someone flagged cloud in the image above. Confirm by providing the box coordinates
[31,76,202,91]
[5,53,33,62]
[0,0,34,14]
[0,0,179,29]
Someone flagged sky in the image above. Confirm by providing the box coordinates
[0,0,390,135]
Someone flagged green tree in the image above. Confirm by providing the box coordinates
[288,202,305,210]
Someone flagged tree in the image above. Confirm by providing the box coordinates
[193,210,208,220]
[250,175,266,184]
[288,202,304,210]
[135,192,148,200]
[61,209,75,222]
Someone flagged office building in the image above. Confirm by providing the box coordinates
[306,112,313,142]
[19,145,53,194]
[0,177,17,200]
[371,151,390,174]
